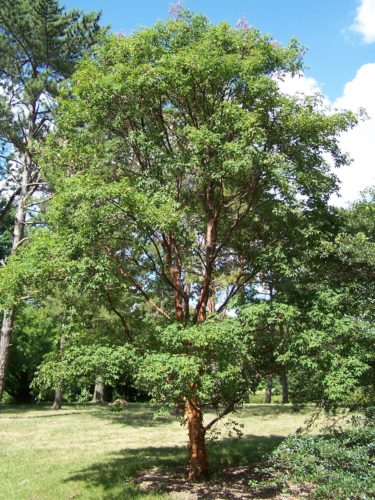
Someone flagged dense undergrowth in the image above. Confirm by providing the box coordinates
[267,425,375,499]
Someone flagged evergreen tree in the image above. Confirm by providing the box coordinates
[0,0,104,400]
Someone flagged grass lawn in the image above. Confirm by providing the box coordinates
[0,402,315,499]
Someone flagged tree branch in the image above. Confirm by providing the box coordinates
[204,399,240,432]
[106,248,171,320]
[106,292,133,342]
[0,187,21,223]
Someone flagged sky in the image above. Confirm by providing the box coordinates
[61,0,375,205]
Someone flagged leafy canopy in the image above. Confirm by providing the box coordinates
[20,12,363,417]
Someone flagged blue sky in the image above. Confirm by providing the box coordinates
[63,0,375,203]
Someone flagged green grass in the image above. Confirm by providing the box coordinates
[249,391,283,404]
[0,402,314,499]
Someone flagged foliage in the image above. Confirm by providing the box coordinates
[1,8,372,482]
[0,391,15,404]
[33,344,137,400]
[329,189,375,320]
[33,10,358,415]
[110,399,124,412]
[279,288,373,409]
[238,282,374,411]
[0,198,14,261]
[5,304,57,401]
[235,189,375,412]
[0,0,105,402]
[136,318,255,410]
[271,426,375,499]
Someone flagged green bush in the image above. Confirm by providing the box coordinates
[0,391,15,405]
[271,427,375,499]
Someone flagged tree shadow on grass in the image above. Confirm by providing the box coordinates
[209,435,285,469]
[67,444,187,498]
[66,434,285,499]
[0,403,177,427]
[239,404,311,417]
[0,403,48,414]
[87,403,178,428]
[0,403,84,417]
[85,403,309,430]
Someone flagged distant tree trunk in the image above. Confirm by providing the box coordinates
[51,336,65,409]
[207,294,216,313]
[0,309,15,401]
[91,376,105,403]
[185,399,208,481]
[0,154,31,401]
[280,370,289,404]
[265,374,273,403]
[52,387,63,410]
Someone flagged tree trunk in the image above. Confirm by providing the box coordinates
[207,294,216,313]
[163,231,186,322]
[51,336,65,409]
[91,376,105,403]
[52,387,63,410]
[0,309,15,401]
[280,370,289,404]
[0,154,30,401]
[185,399,208,481]
[194,184,219,324]
[264,374,273,403]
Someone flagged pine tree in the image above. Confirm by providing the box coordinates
[0,0,104,400]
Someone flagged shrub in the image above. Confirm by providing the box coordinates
[271,427,375,499]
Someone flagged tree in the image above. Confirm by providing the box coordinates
[329,189,375,321]
[5,303,57,401]
[91,377,106,403]
[241,190,375,412]
[0,0,103,399]
[36,11,358,480]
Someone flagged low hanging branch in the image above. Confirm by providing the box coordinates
[204,399,241,432]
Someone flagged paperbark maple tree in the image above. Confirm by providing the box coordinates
[36,11,357,479]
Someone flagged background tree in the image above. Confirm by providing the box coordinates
[240,189,375,412]
[0,0,104,399]
[5,304,57,402]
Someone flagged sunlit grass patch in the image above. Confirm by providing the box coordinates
[0,402,314,499]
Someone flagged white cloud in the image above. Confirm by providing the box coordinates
[331,63,375,206]
[277,73,321,97]
[276,68,375,206]
[351,0,375,43]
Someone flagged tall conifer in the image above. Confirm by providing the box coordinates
[0,0,104,399]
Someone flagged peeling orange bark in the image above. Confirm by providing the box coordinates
[185,399,208,480]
